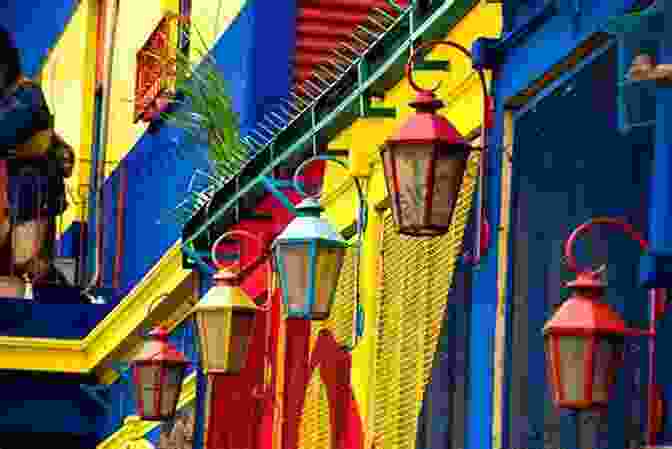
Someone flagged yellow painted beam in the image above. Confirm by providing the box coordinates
[97,372,197,449]
[357,210,382,449]
[0,241,192,373]
[491,112,514,449]
[0,337,86,372]
[83,242,191,367]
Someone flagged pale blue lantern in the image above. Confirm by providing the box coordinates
[272,198,347,320]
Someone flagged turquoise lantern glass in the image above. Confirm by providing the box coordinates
[272,198,347,320]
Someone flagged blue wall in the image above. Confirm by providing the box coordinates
[0,374,102,435]
[99,0,297,300]
[0,1,79,78]
[498,0,640,102]
[248,0,297,129]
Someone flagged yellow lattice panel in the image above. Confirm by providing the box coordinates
[373,151,480,449]
[298,367,332,449]
[312,244,357,348]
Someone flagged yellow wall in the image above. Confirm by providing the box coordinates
[319,0,502,435]
[42,0,97,234]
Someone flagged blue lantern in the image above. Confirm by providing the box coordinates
[272,198,347,320]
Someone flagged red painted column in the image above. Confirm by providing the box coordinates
[283,319,312,449]
[207,296,270,449]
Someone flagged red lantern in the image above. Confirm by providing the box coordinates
[131,326,190,421]
[381,90,473,237]
[543,271,625,409]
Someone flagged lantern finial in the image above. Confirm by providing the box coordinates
[409,89,445,114]
[213,268,239,286]
[566,268,607,296]
[295,197,323,217]
[148,326,169,342]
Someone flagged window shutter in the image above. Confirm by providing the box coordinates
[373,151,480,449]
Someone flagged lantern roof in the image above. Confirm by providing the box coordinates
[387,90,472,147]
[273,198,347,245]
[133,327,189,365]
[543,295,627,337]
[193,271,258,312]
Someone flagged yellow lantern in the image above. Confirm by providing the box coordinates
[192,269,259,375]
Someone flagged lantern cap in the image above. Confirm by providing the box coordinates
[543,295,627,337]
[386,91,472,149]
[133,326,189,365]
[566,270,607,290]
[273,198,346,245]
[192,281,258,312]
[213,268,238,286]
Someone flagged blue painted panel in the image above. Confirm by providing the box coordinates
[507,48,653,449]
[465,77,505,449]
[642,0,672,285]
[0,377,102,435]
[248,0,296,126]
[0,299,115,339]
[416,262,471,449]
[499,0,637,102]
[56,221,84,259]
[0,0,79,78]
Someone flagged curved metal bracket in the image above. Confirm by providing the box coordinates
[292,155,369,352]
[406,40,493,265]
[563,216,649,275]
[209,229,275,311]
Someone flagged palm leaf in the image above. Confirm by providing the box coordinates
[161,27,246,175]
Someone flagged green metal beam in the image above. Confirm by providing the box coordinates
[414,59,451,71]
[183,0,467,249]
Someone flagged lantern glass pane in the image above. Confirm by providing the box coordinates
[276,243,311,315]
[558,335,588,403]
[159,365,185,417]
[544,337,559,402]
[430,148,468,227]
[382,147,402,227]
[394,144,432,229]
[228,311,255,373]
[312,243,346,320]
[196,308,231,373]
[593,337,621,403]
[136,363,160,418]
